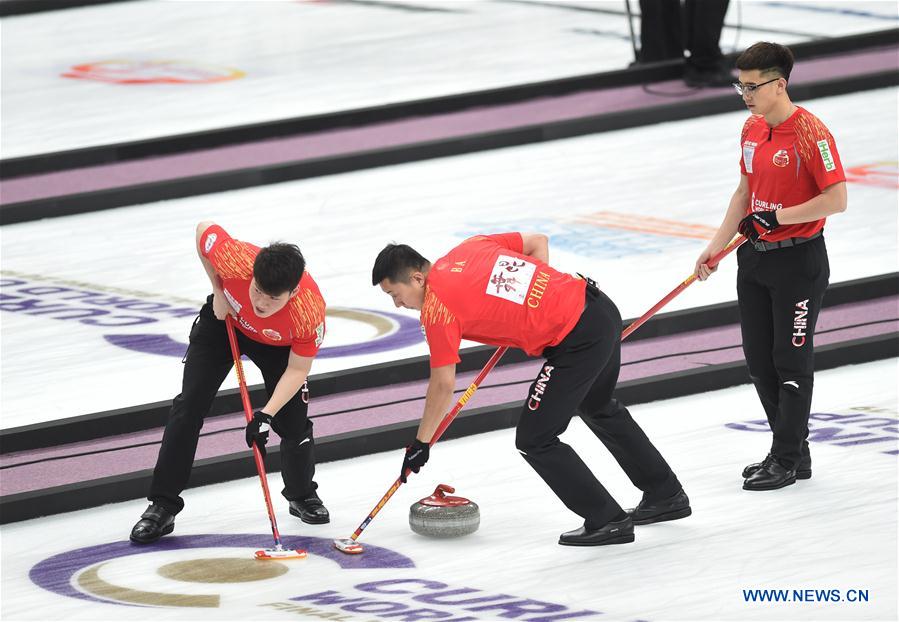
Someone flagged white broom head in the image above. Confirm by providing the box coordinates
[255,548,307,560]
[333,538,364,555]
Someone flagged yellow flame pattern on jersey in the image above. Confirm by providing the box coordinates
[421,288,455,327]
[794,110,835,164]
[212,239,255,280]
[741,114,763,143]
[287,287,326,339]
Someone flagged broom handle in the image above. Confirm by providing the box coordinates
[225,316,284,549]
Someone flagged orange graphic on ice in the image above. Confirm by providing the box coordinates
[62,60,245,84]
[570,211,718,240]
[845,161,898,189]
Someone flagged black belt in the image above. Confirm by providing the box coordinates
[576,273,599,312]
[752,230,822,252]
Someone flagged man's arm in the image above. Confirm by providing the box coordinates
[776,181,847,224]
[415,363,457,442]
[520,233,549,263]
[695,175,749,281]
[263,351,313,416]
[196,221,232,320]
[196,221,219,288]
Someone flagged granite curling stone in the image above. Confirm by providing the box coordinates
[409,484,479,538]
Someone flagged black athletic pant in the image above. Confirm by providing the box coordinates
[515,284,682,529]
[737,236,830,469]
[148,295,317,514]
[639,0,729,70]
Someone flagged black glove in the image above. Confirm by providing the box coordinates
[245,411,273,458]
[400,439,430,483]
[738,210,780,243]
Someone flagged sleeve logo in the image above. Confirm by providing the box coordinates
[204,233,217,254]
[486,255,537,305]
[816,139,836,172]
[314,322,325,347]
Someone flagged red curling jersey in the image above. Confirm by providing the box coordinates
[200,225,326,357]
[421,233,586,368]
[739,107,845,242]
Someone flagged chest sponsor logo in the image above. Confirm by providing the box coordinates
[743,141,757,174]
[772,149,790,167]
[817,139,836,172]
[239,316,258,333]
[486,255,537,305]
[751,193,783,212]
[203,233,217,254]
[262,328,282,341]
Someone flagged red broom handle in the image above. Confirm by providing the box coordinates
[225,315,284,548]
[347,346,509,542]
[345,233,746,546]
[429,346,508,446]
[621,235,746,341]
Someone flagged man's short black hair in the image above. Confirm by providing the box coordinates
[253,243,305,296]
[735,42,794,81]
[371,243,430,286]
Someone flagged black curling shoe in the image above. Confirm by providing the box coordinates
[743,457,797,491]
[627,488,692,525]
[558,516,634,547]
[130,504,175,544]
[289,491,330,524]
[743,453,811,480]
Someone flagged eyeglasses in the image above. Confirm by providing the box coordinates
[733,77,780,96]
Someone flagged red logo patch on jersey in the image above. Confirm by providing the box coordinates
[262,328,282,341]
[772,149,790,168]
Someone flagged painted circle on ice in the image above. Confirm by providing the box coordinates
[29,534,414,608]
[102,307,423,359]
[62,60,245,84]
[157,558,288,583]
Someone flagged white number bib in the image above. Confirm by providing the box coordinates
[742,141,756,174]
[486,255,536,305]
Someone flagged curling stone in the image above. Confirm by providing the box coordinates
[409,484,479,538]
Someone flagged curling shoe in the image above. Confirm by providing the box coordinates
[130,504,175,544]
[558,515,634,547]
[627,488,692,525]
[289,491,330,524]
[743,456,797,491]
[743,453,811,480]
